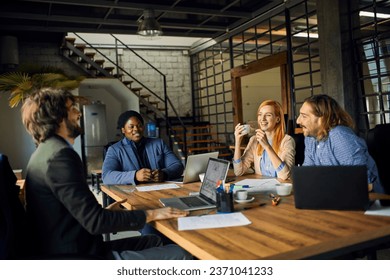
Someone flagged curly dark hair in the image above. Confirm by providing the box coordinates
[21,88,76,145]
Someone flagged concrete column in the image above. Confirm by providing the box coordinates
[317,0,360,122]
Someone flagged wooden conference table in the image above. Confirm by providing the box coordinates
[101,174,390,260]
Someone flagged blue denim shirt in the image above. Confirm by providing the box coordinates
[303,125,384,193]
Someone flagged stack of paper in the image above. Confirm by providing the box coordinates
[178,212,251,231]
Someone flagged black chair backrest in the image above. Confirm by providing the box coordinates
[366,124,390,195]
[291,133,305,166]
[0,154,29,259]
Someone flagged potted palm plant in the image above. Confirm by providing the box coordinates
[0,65,85,107]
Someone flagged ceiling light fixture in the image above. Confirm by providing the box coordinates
[137,9,163,37]
[359,11,390,19]
[293,32,319,38]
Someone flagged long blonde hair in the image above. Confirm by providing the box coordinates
[257,100,285,156]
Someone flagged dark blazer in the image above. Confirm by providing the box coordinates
[25,135,147,257]
[102,137,184,185]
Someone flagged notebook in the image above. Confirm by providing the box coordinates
[292,165,370,210]
[159,157,230,211]
[168,152,219,184]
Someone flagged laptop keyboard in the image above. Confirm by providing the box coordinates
[180,196,208,207]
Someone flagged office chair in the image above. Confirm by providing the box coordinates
[0,154,30,259]
[366,123,390,199]
[291,133,305,166]
[359,123,390,259]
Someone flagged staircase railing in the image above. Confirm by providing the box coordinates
[71,33,188,155]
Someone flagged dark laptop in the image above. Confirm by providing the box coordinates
[159,158,230,211]
[292,165,370,210]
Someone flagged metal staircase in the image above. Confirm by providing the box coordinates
[60,34,232,161]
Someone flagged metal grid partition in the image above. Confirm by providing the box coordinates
[192,42,233,145]
[352,0,390,128]
[289,1,321,125]
[191,0,319,144]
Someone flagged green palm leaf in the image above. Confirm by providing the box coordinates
[0,70,85,107]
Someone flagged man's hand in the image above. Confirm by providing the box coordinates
[136,168,152,182]
[105,198,127,211]
[145,207,189,223]
[151,169,165,182]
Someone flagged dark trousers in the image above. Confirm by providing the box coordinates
[140,224,174,245]
[105,234,162,259]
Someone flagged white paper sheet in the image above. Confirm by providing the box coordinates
[233,178,280,193]
[178,212,251,231]
[135,184,180,192]
[365,200,390,216]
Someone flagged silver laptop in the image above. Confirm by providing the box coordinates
[168,152,219,184]
[160,158,230,211]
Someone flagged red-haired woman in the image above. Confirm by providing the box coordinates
[233,100,296,180]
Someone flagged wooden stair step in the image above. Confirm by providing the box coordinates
[85,52,95,58]
[104,66,115,72]
[132,87,143,92]
[123,80,133,86]
[140,94,151,99]
[94,59,105,65]
[75,44,86,51]
[65,37,76,45]
[149,101,159,105]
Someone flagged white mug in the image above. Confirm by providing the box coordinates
[276,183,293,196]
[241,124,251,135]
[236,189,248,200]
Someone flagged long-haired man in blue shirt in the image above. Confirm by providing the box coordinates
[296,94,384,193]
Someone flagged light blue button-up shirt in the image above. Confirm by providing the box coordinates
[303,125,384,193]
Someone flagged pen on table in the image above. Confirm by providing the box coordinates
[232,185,250,189]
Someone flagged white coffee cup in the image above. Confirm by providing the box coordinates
[236,189,248,200]
[241,124,251,135]
[199,173,205,182]
[276,183,293,196]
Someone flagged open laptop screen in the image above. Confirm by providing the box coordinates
[199,157,230,203]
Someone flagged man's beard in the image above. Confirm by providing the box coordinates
[65,119,83,139]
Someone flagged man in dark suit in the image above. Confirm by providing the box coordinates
[21,88,191,259]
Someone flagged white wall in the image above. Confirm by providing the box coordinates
[79,79,140,143]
